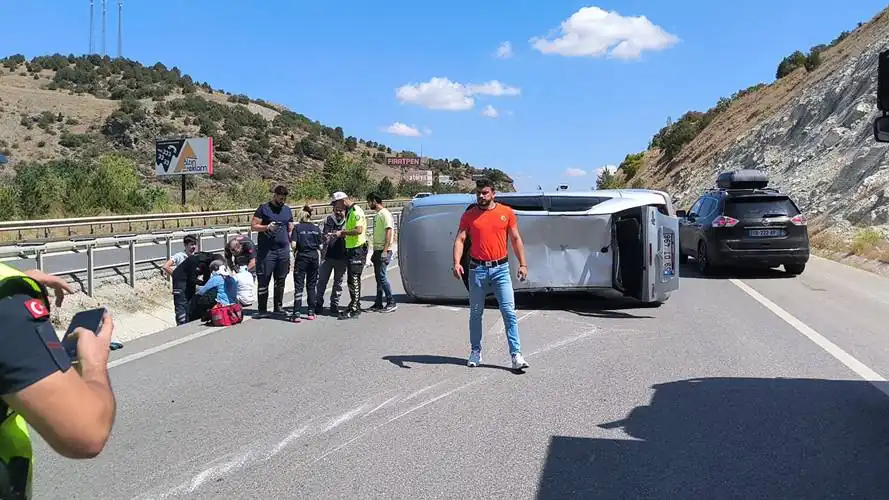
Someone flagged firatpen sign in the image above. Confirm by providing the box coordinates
[155,137,214,176]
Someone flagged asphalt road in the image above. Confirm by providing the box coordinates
[29,257,889,499]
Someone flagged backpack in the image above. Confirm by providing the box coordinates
[209,303,243,327]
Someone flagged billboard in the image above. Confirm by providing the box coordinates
[386,156,422,167]
[155,137,214,176]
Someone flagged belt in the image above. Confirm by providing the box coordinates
[469,257,508,268]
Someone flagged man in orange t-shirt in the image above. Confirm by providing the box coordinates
[452,178,530,371]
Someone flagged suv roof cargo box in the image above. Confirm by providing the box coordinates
[716,169,769,189]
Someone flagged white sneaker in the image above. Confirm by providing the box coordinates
[468,349,481,367]
[512,353,529,370]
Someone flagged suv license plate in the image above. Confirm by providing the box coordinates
[748,229,784,237]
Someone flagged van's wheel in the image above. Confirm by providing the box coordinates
[696,241,712,275]
[784,263,805,275]
[640,300,663,308]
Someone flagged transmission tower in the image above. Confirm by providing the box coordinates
[89,0,95,54]
[101,0,107,56]
[117,1,123,59]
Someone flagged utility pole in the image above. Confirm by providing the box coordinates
[101,0,107,56]
[117,1,123,59]
[89,0,95,54]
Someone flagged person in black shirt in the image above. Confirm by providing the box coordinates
[289,205,324,321]
[315,206,347,316]
[251,185,294,316]
[170,251,219,324]
[224,235,256,274]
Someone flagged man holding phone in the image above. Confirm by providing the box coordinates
[0,264,116,499]
[251,185,294,316]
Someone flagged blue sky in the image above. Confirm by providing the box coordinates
[3,1,887,191]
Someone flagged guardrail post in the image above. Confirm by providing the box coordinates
[166,237,173,261]
[35,249,44,271]
[87,245,95,297]
[197,234,203,251]
[128,240,136,288]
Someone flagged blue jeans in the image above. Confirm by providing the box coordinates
[371,250,393,303]
[469,262,521,355]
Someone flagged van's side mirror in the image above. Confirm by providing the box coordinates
[874,49,889,142]
[676,209,687,218]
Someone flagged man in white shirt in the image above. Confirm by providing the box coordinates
[366,193,396,312]
[234,265,256,307]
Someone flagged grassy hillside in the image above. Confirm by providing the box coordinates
[0,54,514,220]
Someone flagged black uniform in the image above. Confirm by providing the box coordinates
[254,202,294,313]
[171,251,218,324]
[0,291,71,498]
[225,235,256,271]
[290,222,323,315]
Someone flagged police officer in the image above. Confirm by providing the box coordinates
[330,191,368,320]
[0,265,116,499]
[251,185,294,315]
[170,250,219,325]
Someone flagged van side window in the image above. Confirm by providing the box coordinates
[548,196,609,212]
[496,196,545,211]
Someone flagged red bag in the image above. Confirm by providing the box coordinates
[209,303,243,326]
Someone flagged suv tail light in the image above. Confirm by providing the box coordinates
[712,215,739,228]
[791,214,807,226]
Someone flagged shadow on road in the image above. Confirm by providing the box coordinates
[400,292,656,319]
[680,262,796,281]
[536,377,889,499]
[382,354,523,374]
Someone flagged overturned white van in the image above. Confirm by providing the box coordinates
[397,189,681,306]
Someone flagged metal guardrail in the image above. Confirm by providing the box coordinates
[0,198,412,242]
[0,209,402,297]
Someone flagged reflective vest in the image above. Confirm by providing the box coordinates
[0,264,48,500]
[344,204,367,249]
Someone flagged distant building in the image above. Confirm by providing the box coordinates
[437,174,451,184]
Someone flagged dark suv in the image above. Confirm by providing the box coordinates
[677,173,809,276]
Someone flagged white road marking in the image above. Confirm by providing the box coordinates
[730,278,889,396]
[110,265,398,369]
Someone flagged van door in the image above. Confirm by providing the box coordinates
[640,206,680,302]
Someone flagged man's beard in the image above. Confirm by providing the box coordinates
[477,198,492,207]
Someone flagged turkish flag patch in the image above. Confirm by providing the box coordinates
[24,298,49,319]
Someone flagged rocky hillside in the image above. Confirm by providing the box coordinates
[0,54,514,220]
[601,7,889,262]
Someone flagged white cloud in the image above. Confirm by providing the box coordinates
[422,127,433,136]
[530,6,679,60]
[565,168,587,177]
[481,105,499,118]
[395,77,521,111]
[383,122,422,137]
[495,41,513,59]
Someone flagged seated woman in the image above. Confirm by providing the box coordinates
[189,259,238,321]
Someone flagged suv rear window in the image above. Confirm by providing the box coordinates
[723,196,800,219]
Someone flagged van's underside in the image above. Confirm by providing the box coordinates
[457,205,651,301]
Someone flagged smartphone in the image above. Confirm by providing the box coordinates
[61,307,106,360]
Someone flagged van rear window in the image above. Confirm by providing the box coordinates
[496,196,545,211]
[724,196,800,218]
[548,196,609,212]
